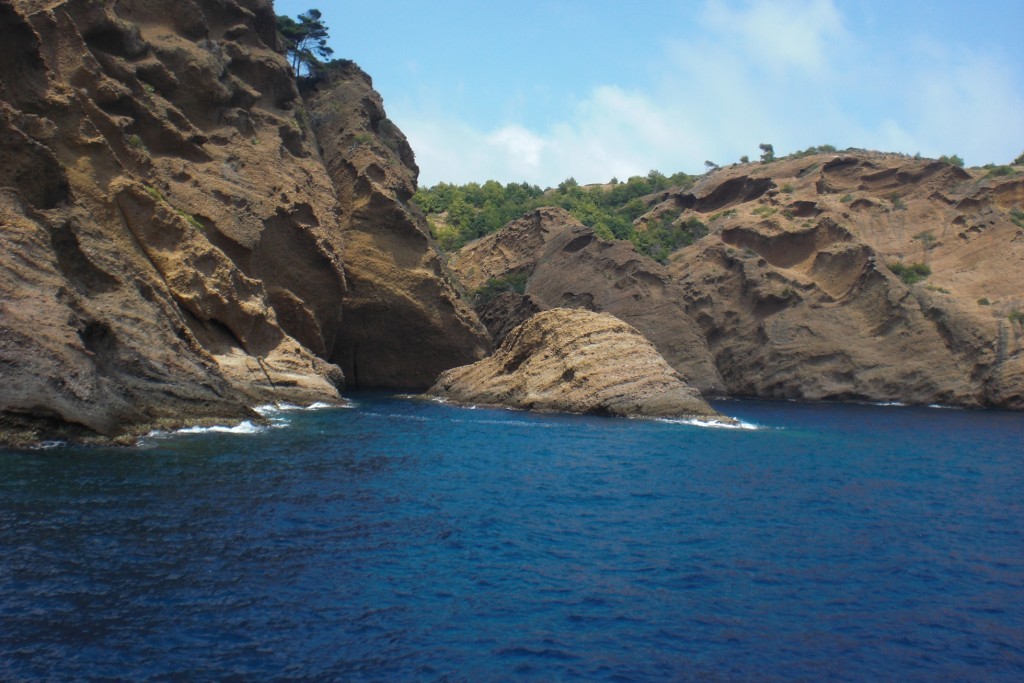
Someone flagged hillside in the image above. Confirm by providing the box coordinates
[447,152,1024,408]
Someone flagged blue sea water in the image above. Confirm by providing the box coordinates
[1,395,1022,681]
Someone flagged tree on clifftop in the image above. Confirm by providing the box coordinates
[277,9,333,77]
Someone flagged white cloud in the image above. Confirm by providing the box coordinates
[701,0,846,77]
[486,125,545,174]
[397,0,1024,187]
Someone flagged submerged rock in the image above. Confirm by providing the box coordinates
[427,308,730,421]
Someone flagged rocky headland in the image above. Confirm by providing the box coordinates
[427,308,727,421]
[451,154,1024,408]
[1,0,1021,445]
[0,0,484,445]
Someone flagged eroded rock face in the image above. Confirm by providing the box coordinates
[1,0,354,444]
[450,153,1024,409]
[304,62,490,388]
[660,153,1024,407]
[428,309,726,420]
[449,208,723,393]
[1,0,486,444]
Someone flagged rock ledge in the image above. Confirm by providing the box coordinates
[427,308,730,421]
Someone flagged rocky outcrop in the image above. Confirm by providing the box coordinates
[449,208,724,393]
[661,153,1024,407]
[303,62,490,388]
[0,0,485,444]
[428,309,727,420]
[1,0,349,444]
[451,153,1022,408]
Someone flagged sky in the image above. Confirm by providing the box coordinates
[274,0,1024,188]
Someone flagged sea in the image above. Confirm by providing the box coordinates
[1,394,1022,681]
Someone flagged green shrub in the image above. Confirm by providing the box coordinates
[128,134,144,149]
[787,144,837,159]
[472,272,529,306]
[752,206,776,217]
[984,165,1015,178]
[1010,310,1024,324]
[1010,208,1024,229]
[888,262,931,285]
[840,194,853,203]
[913,230,938,251]
[938,154,965,167]
[174,209,204,231]
[977,298,991,306]
[143,185,165,203]
[781,183,794,193]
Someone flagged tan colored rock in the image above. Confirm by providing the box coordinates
[1,0,352,444]
[449,208,723,392]
[428,309,728,420]
[659,152,1024,407]
[449,152,1023,409]
[304,62,490,388]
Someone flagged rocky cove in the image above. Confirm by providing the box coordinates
[1,0,1023,446]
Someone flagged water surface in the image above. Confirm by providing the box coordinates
[1,396,1022,680]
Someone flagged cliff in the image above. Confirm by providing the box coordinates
[302,62,489,388]
[449,208,724,393]
[451,153,1024,408]
[428,308,727,420]
[0,0,485,444]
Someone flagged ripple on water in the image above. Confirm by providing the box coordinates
[1,395,1022,681]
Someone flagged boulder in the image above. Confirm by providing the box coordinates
[427,308,730,421]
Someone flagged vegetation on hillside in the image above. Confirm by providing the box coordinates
[413,170,697,261]
[277,9,334,76]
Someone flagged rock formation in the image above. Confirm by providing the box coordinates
[451,153,1023,408]
[0,0,485,444]
[428,309,727,420]
[664,153,1023,407]
[303,62,489,388]
[448,208,724,393]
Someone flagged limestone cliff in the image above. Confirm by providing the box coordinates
[0,0,485,444]
[428,309,727,420]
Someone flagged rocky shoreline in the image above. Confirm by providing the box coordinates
[1,0,1021,446]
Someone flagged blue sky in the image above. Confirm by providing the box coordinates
[274,0,1024,188]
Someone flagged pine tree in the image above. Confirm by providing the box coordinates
[277,9,334,77]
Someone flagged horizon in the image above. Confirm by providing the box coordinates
[273,0,1024,188]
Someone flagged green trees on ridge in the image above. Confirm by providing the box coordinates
[277,9,334,76]
[413,170,698,261]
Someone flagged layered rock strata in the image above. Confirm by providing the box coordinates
[449,208,723,393]
[427,309,728,420]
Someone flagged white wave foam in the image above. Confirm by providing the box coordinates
[32,440,66,450]
[655,417,761,430]
[175,420,265,435]
[253,401,341,416]
[927,403,959,410]
[872,401,906,407]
